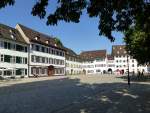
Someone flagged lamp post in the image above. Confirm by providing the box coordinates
[127,54,130,86]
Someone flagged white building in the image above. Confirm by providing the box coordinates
[0,23,149,77]
[112,45,148,74]
[80,50,108,74]
[106,54,115,73]
[16,24,66,77]
[65,48,83,75]
[0,23,28,78]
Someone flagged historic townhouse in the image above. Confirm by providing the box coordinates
[16,24,66,77]
[0,23,28,78]
[80,50,108,74]
[65,48,82,75]
[112,45,148,74]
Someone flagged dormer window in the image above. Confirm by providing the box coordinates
[46,40,49,44]
[9,29,12,33]
[35,36,40,40]
[11,34,16,40]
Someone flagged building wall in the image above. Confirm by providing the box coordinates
[0,38,28,77]
[66,60,83,75]
[29,43,65,76]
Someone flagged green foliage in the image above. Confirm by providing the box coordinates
[124,28,150,64]
[54,37,63,47]
[1,0,150,42]
[0,0,15,9]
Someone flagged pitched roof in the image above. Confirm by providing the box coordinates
[107,54,114,60]
[0,23,27,44]
[80,50,107,60]
[64,47,77,56]
[112,45,127,56]
[17,24,65,51]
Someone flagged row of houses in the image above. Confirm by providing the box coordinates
[0,23,149,78]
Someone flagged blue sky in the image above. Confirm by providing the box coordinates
[0,0,125,54]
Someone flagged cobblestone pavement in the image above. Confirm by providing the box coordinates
[0,75,150,113]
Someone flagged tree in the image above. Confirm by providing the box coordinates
[0,0,150,64]
[124,27,150,65]
[1,0,150,41]
[54,37,63,47]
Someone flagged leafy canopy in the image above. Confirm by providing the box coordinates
[1,0,149,42]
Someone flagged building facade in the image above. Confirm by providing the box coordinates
[0,23,28,78]
[0,23,149,78]
[16,24,66,77]
[65,48,83,75]
[112,45,148,74]
[80,50,108,74]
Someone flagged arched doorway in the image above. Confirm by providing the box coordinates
[108,68,112,74]
[48,65,54,76]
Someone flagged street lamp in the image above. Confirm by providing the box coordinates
[127,54,130,86]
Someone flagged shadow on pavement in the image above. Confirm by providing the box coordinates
[0,77,150,113]
[117,75,150,82]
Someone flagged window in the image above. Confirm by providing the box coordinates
[41,68,45,74]
[16,69,22,75]
[7,42,11,49]
[46,48,49,53]
[36,56,40,63]
[0,41,4,48]
[41,46,45,52]
[132,64,134,67]
[16,56,22,64]
[25,47,28,52]
[31,44,34,50]
[35,45,40,51]
[0,54,4,62]
[42,57,45,63]
[0,70,2,75]
[16,44,24,52]
[96,70,101,72]
[25,69,27,75]
[46,58,49,64]
[52,49,54,54]
[24,58,27,64]
[31,55,34,62]
[4,55,11,63]
[10,43,15,50]
[56,51,59,55]
[59,52,62,56]
[4,42,7,49]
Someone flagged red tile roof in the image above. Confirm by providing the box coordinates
[0,23,27,44]
[107,54,114,60]
[18,24,65,51]
[112,45,127,56]
[80,50,107,60]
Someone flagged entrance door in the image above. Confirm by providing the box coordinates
[48,65,54,76]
